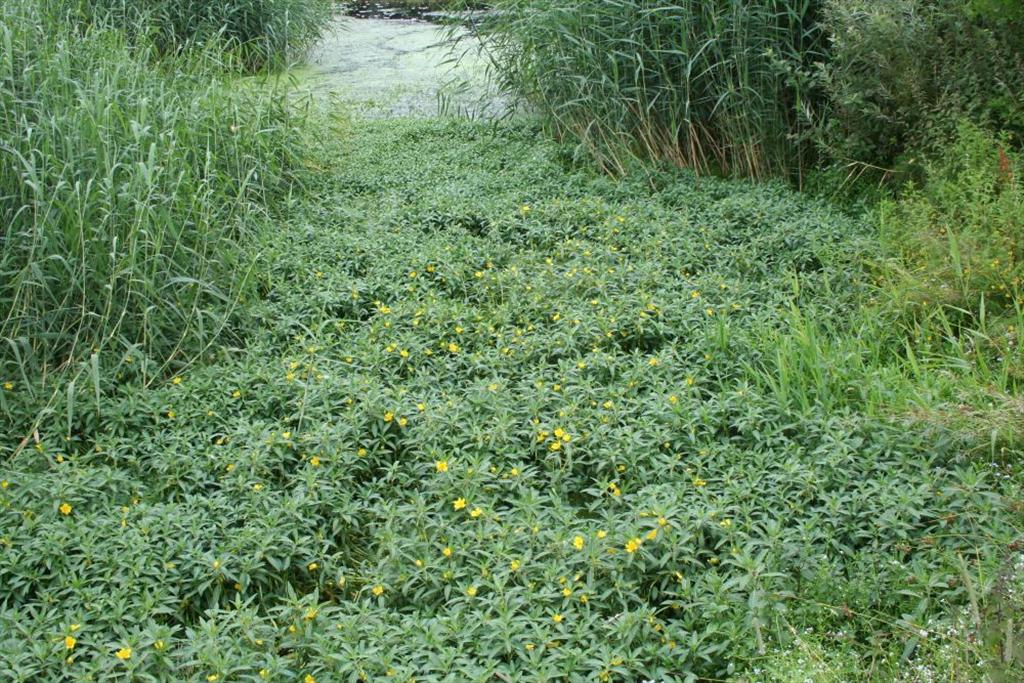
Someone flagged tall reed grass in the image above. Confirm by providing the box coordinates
[472,0,825,177]
[70,0,334,70]
[0,0,306,383]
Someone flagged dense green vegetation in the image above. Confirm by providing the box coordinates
[469,0,824,177]
[471,0,1024,179]
[1,0,1022,681]
[73,0,334,68]
[0,0,312,390]
[4,115,1021,682]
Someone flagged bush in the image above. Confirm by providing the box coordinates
[0,0,305,380]
[472,0,826,178]
[818,0,1024,171]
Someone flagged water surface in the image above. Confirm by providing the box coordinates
[302,16,495,117]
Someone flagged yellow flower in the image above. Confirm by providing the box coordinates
[305,675,316,683]
[648,357,660,367]
[154,640,166,651]
[668,395,678,405]
[414,559,423,568]
[602,400,613,409]
[0,480,7,489]
[692,477,707,488]
[3,381,14,391]
[357,448,367,457]
[658,517,668,527]
[166,410,176,419]
[442,546,453,558]
[371,585,384,597]
[207,675,219,682]
[625,538,642,553]
[645,528,658,541]
[596,530,607,539]
[435,460,448,473]
[470,507,483,518]
[260,669,269,679]
[551,613,563,624]
[686,376,695,386]
[417,403,426,411]
[572,536,584,550]
[465,585,478,597]
[453,498,467,511]
[115,647,132,661]
[309,456,321,467]
[308,562,319,571]
[383,411,394,423]
[399,349,409,359]
[561,587,572,597]
[447,342,460,354]
[64,636,76,650]
[231,390,242,398]
[510,559,521,571]
[212,560,221,570]
[720,519,732,528]
[59,502,72,516]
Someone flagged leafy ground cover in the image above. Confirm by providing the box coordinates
[2,117,1021,681]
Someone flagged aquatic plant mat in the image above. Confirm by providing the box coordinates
[3,117,1021,680]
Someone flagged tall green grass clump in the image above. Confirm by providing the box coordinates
[71,0,334,70]
[874,124,1024,444]
[471,0,825,177]
[0,0,304,386]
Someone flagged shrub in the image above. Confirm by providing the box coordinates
[0,0,304,381]
[471,0,826,178]
[818,0,1024,172]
